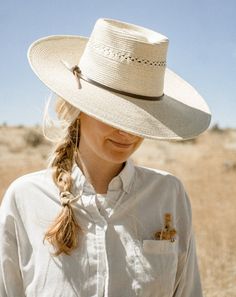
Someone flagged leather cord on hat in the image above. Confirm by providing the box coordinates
[72,66,82,89]
[71,65,164,101]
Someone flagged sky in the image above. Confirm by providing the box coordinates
[0,0,235,128]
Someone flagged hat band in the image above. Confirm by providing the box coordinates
[72,66,164,101]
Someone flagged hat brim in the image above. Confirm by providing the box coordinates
[28,35,211,140]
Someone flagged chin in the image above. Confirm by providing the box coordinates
[106,153,130,164]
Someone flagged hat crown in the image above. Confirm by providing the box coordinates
[79,18,169,97]
[90,18,168,54]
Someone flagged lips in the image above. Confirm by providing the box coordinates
[108,139,134,148]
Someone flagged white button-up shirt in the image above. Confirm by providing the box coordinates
[0,159,203,297]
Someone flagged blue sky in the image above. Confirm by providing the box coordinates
[0,0,235,128]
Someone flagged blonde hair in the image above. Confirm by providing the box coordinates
[43,95,84,256]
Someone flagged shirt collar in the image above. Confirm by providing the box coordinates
[118,158,135,193]
[71,158,135,194]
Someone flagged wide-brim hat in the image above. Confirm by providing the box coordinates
[28,18,211,140]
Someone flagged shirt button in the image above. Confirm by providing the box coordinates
[130,258,135,265]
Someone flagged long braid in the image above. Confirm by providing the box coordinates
[44,117,83,256]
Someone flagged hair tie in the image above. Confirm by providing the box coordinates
[60,191,81,207]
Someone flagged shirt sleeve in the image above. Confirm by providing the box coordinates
[173,228,203,297]
[0,185,25,297]
[172,179,203,297]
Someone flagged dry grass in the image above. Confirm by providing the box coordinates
[0,125,236,296]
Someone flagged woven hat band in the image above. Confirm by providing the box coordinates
[78,19,169,97]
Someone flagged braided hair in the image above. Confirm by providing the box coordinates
[43,96,83,256]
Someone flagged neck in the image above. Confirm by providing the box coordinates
[76,151,124,194]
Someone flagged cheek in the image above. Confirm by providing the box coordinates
[87,130,108,156]
[131,138,144,151]
[87,133,103,153]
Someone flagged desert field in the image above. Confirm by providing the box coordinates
[0,125,236,296]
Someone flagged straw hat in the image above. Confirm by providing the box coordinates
[28,18,211,140]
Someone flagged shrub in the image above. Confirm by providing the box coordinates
[24,129,44,147]
[211,123,224,133]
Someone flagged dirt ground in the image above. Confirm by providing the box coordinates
[1,125,236,297]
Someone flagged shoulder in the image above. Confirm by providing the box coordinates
[133,164,192,219]
[5,169,53,194]
[134,163,182,190]
[0,169,55,213]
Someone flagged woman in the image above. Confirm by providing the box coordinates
[0,18,211,297]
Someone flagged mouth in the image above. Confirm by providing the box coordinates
[108,139,134,148]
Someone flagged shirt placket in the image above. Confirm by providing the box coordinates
[81,193,109,297]
[95,190,127,297]
[76,170,132,297]
[95,221,108,297]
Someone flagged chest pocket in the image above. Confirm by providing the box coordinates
[134,239,178,297]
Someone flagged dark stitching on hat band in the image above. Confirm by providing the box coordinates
[72,66,164,101]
